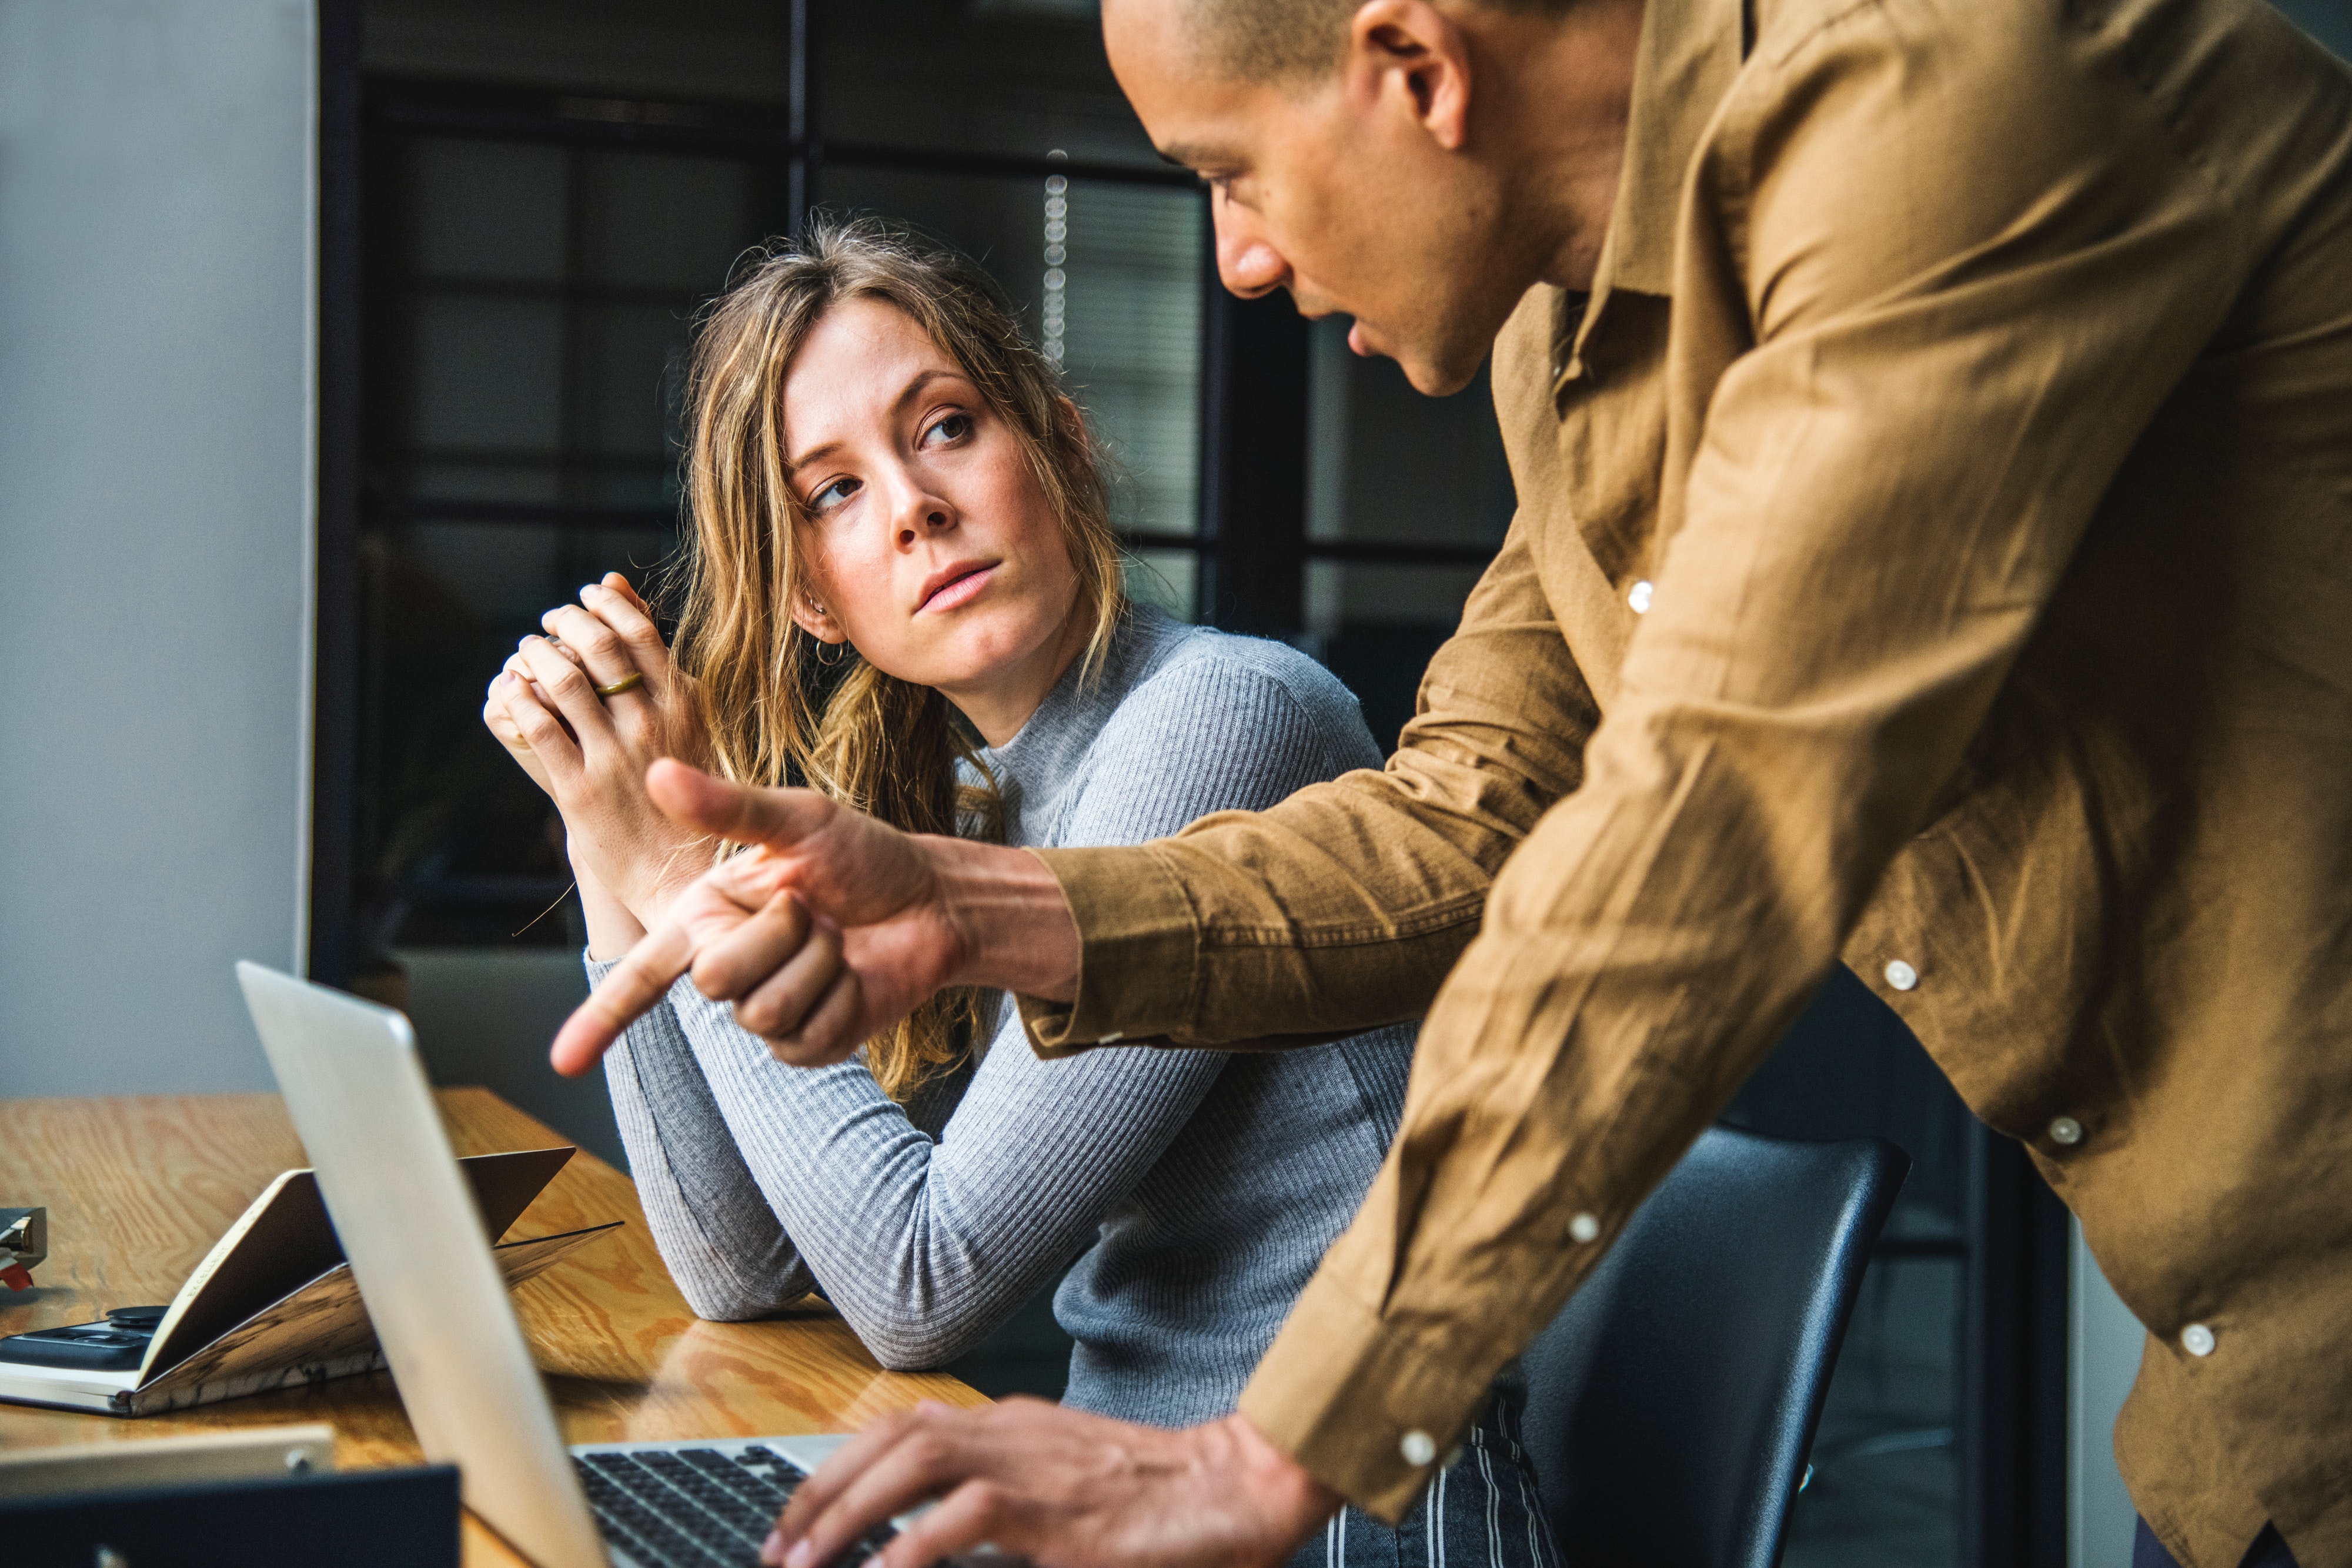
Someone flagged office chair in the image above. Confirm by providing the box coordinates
[1517,1125,1907,1568]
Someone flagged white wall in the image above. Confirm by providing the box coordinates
[0,0,316,1095]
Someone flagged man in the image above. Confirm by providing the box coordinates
[557,0,2352,1564]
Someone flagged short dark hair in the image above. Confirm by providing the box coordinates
[1185,0,1575,84]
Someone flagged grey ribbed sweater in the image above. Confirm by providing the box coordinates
[595,606,1416,1428]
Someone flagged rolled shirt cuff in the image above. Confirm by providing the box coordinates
[1015,845,1201,1057]
[1236,1265,1500,1524]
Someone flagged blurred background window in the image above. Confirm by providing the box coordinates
[316,6,2069,1563]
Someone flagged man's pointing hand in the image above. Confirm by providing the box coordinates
[550,760,1083,1075]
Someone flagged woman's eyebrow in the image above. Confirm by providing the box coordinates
[891,366,967,414]
[788,368,971,473]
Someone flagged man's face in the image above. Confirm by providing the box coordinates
[1104,0,1534,395]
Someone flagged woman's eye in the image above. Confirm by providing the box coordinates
[923,412,974,447]
[810,476,859,513]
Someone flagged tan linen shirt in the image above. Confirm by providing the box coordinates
[1021,0,2352,1560]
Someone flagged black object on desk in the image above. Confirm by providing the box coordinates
[0,1308,172,1372]
[0,1464,461,1567]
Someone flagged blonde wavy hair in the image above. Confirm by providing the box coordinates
[673,216,1126,1102]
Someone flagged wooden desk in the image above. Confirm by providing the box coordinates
[0,1089,987,1563]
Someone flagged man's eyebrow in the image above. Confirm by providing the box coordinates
[787,367,970,473]
[1156,141,1230,175]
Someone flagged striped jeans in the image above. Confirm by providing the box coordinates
[1287,1393,1561,1568]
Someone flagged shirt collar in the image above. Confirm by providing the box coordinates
[1607,0,1746,297]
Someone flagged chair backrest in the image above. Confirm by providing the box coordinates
[1518,1125,1906,1568]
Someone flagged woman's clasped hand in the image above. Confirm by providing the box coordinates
[480,571,717,955]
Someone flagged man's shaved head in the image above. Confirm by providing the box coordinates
[1184,0,1576,83]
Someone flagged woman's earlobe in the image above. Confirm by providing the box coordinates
[788,594,847,644]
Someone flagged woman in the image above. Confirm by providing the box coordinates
[485,219,1556,1568]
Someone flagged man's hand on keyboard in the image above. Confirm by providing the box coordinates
[761,1399,1338,1568]
[550,760,1082,1075]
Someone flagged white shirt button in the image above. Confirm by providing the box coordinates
[2048,1116,2084,1146]
[1400,1429,1437,1466]
[1627,580,1654,614]
[2182,1323,2216,1357]
[1568,1212,1601,1243]
[1884,959,1919,991]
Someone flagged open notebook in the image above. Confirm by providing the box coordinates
[0,1146,618,1416]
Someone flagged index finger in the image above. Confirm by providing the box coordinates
[775,1407,924,1546]
[770,1406,952,1565]
[550,917,696,1075]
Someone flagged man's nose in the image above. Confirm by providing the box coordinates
[1213,193,1288,300]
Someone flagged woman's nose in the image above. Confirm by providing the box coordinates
[895,493,956,547]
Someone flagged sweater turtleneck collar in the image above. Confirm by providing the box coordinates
[975,603,1188,848]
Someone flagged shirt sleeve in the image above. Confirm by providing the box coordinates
[1071,4,2240,1520]
[1018,515,1599,1055]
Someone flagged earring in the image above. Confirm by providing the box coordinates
[813,636,849,668]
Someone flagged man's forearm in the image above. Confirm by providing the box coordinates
[932,838,1084,1003]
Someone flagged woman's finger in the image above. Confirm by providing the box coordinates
[581,576,674,679]
[602,571,651,614]
[516,636,622,750]
[542,602,646,698]
[497,672,584,778]
[483,687,531,751]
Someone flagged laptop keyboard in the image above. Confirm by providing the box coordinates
[574,1446,898,1568]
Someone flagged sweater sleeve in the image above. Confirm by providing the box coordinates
[598,995,816,1319]
[601,646,1389,1365]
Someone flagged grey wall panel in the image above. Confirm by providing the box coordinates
[0,0,315,1094]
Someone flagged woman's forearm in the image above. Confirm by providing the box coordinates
[574,841,649,961]
[666,984,1223,1368]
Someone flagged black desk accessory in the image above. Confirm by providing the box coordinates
[0,1463,461,1567]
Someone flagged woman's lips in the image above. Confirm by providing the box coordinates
[921,563,996,613]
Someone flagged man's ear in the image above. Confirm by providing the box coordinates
[1345,0,1473,152]
[788,592,847,645]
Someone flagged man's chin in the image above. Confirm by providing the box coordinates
[1393,345,1487,399]
[1347,311,1493,397]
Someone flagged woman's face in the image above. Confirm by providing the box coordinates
[783,296,1087,741]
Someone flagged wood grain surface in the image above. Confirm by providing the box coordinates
[0,1089,988,1564]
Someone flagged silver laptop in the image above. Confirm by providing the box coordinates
[236,961,879,1568]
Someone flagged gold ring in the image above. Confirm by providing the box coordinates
[594,673,645,698]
